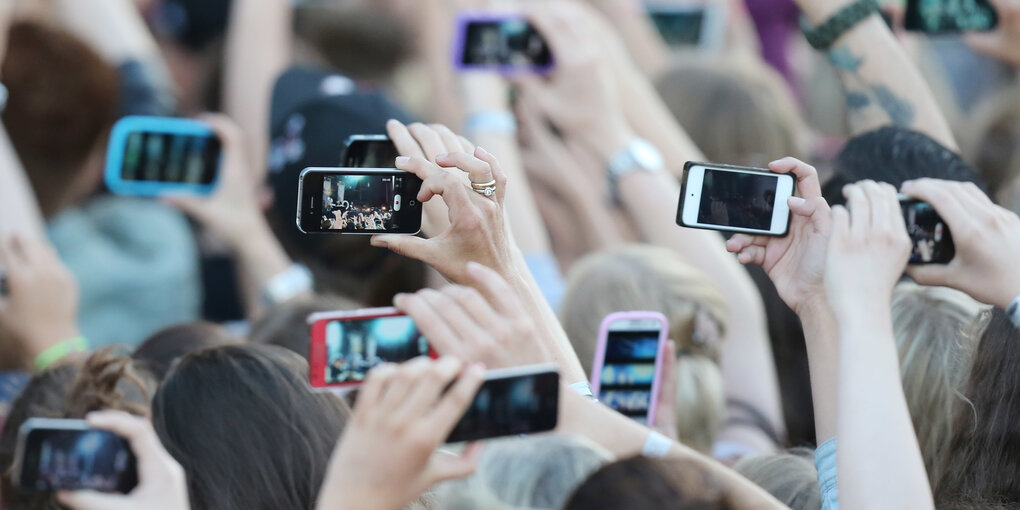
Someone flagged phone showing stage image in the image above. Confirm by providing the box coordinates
[646,3,726,50]
[901,198,955,264]
[453,14,553,74]
[904,0,998,33]
[446,364,560,443]
[104,116,222,196]
[590,312,669,426]
[296,167,423,235]
[307,308,434,388]
[342,135,399,168]
[677,162,795,236]
[13,418,138,494]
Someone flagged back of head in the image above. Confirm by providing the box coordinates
[1,21,119,218]
[733,448,820,510]
[132,321,239,381]
[563,456,735,510]
[0,349,153,509]
[823,126,986,207]
[435,435,611,510]
[152,344,350,510]
[560,245,727,451]
[891,283,984,484]
[249,294,360,360]
[936,309,1020,506]
[655,55,807,167]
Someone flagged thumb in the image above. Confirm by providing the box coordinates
[57,490,129,510]
[965,32,1006,58]
[652,341,679,441]
[905,264,951,288]
[371,235,437,264]
[425,442,482,484]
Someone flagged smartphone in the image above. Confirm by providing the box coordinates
[901,198,955,264]
[296,167,424,235]
[646,4,726,50]
[446,364,559,443]
[589,312,668,426]
[677,162,795,236]
[453,14,554,74]
[342,135,399,168]
[104,116,222,196]
[13,418,138,494]
[307,307,435,388]
[904,0,998,33]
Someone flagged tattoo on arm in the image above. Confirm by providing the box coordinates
[828,46,916,128]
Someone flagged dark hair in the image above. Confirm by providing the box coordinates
[249,294,359,360]
[823,126,987,207]
[1,21,119,218]
[132,322,239,381]
[563,456,735,510]
[0,349,153,509]
[152,344,351,510]
[935,309,1020,506]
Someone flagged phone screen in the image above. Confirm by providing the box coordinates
[446,368,559,443]
[17,425,137,493]
[343,139,399,168]
[597,327,661,425]
[460,18,552,68]
[648,9,705,47]
[904,0,998,33]
[902,200,955,264]
[120,131,221,185]
[697,169,781,230]
[317,315,429,386]
[299,169,424,234]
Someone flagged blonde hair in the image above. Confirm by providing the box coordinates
[733,448,820,510]
[891,282,986,486]
[560,245,728,452]
[655,54,808,168]
[433,435,612,510]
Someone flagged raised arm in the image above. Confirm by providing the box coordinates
[824,181,933,510]
[223,0,292,181]
[0,126,45,238]
[54,0,163,64]
[795,0,957,149]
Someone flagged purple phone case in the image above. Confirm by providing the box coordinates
[589,311,669,426]
[451,12,555,75]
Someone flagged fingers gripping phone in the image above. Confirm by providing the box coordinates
[453,14,554,74]
[308,307,435,388]
[590,312,669,426]
[646,4,727,50]
[901,198,955,264]
[677,162,795,236]
[904,0,998,33]
[13,418,138,494]
[296,167,424,235]
[342,135,399,168]
[104,116,222,196]
[446,364,560,443]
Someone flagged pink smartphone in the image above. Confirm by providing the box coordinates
[590,311,669,426]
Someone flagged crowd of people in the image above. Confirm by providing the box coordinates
[0,0,1019,509]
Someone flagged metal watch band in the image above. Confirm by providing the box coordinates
[800,0,881,51]
[607,138,664,203]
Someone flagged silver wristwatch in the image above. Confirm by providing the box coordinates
[607,138,664,202]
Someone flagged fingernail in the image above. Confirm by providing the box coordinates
[371,237,388,249]
[437,153,448,159]
[395,156,410,166]
[476,146,489,156]
[769,159,783,166]
[466,261,482,272]
[788,197,806,207]
[387,118,399,125]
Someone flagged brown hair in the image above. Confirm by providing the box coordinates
[249,293,360,361]
[733,448,820,510]
[563,456,735,510]
[132,321,240,381]
[1,21,119,217]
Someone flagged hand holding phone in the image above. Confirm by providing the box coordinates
[900,198,955,264]
[678,162,795,236]
[105,116,222,196]
[297,168,424,235]
[901,179,1020,309]
[14,418,138,494]
[454,13,553,74]
[590,312,668,426]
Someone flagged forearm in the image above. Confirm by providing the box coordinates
[229,219,295,320]
[0,126,45,237]
[55,0,162,64]
[593,1,672,78]
[801,4,956,149]
[224,0,292,180]
[836,307,934,510]
[617,72,706,177]
[798,302,840,443]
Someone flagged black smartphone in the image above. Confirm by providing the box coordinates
[904,0,998,33]
[446,364,559,443]
[13,418,138,494]
[296,167,424,235]
[342,135,399,168]
[104,116,222,196]
[455,14,554,73]
[647,5,726,49]
[901,198,955,264]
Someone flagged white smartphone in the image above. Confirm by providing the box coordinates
[677,162,794,236]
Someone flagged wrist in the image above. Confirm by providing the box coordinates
[33,335,88,371]
[586,123,638,163]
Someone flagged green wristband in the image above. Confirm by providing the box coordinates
[34,337,89,372]
[800,0,881,51]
